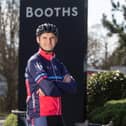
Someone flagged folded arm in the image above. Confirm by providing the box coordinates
[27,59,77,96]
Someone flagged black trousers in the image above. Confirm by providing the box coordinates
[28,115,65,126]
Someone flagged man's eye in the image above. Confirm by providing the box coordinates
[51,37,55,39]
[43,37,47,39]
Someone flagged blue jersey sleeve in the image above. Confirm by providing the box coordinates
[26,58,78,96]
[54,76,78,94]
[59,62,78,94]
[26,59,64,96]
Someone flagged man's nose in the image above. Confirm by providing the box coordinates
[47,38,52,42]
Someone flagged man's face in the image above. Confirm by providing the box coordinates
[36,32,58,52]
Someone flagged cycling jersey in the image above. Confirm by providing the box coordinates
[25,49,77,120]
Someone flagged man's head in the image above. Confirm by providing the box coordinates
[36,23,58,52]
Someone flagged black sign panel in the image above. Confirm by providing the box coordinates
[19,0,87,125]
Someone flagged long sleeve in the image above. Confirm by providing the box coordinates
[25,56,78,96]
[54,76,77,94]
[56,62,78,94]
[26,59,64,96]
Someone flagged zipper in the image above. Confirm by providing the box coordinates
[50,60,58,81]
[50,59,60,115]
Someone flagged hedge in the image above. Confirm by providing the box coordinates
[87,71,126,112]
[89,99,126,126]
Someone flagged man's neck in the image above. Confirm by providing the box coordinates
[38,48,55,61]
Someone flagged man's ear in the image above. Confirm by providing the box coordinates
[36,36,40,44]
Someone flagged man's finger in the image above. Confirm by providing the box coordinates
[36,89,45,96]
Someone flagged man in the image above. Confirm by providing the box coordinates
[25,23,77,126]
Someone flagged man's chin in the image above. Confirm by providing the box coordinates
[45,50,53,52]
[41,47,53,52]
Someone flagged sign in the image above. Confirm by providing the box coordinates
[19,0,87,125]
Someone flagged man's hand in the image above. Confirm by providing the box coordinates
[63,74,74,83]
[36,88,45,96]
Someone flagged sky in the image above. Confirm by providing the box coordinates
[88,0,112,28]
[88,0,126,27]
[88,0,120,56]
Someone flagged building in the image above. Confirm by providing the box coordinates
[87,67,107,75]
[0,74,7,97]
[110,66,126,74]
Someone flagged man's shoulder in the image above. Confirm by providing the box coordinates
[54,57,65,66]
[27,53,40,64]
[54,57,62,63]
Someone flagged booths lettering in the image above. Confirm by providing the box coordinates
[26,6,78,18]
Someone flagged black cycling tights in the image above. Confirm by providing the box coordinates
[28,116,66,126]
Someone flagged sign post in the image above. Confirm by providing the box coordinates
[19,0,87,125]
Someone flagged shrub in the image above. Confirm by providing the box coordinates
[89,99,126,126]
[87,71,126,112]
[3,113,17,126]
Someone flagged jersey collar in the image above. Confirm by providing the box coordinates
[38,48,55,61]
